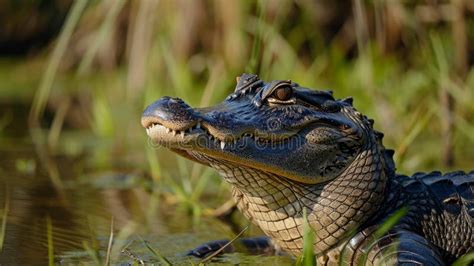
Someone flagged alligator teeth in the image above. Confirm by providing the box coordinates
[166,128,171,133]
[172,130,176,136]
[180,131,185,138]
[220,141,226,150]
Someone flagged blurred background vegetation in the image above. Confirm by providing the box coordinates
[0,0,473,264]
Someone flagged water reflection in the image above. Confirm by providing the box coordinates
[0,163,111,264]
[0,152,293,264]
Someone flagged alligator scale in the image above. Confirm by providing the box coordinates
[141,74,473,265]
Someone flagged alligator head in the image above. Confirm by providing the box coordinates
[141,73,394,257]
[141,73,375,184]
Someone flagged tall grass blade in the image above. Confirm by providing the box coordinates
[29,0,88,126]
[296,208,316,266]
[78,0,126,75]
[47,216,54,266]
[452,252,474,266]
[0,186,9,252]
[105,216,115,266]
[303,208,316,266]
[245,0,266,74]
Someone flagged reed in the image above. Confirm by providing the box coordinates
[0,186,9,252]
[47,216,54,266]
[295,208,316,266]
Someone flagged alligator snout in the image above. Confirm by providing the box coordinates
[141,96,200,131]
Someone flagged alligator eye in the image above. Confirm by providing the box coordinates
[272,86,293,101]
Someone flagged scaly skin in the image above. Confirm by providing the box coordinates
[141,74,473,265]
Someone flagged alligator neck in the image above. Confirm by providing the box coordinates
[205,136,388,256]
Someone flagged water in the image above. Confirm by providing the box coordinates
[0,149,294,264]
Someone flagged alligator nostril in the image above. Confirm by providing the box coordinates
[142,96,200,130]
[167,97,184,103]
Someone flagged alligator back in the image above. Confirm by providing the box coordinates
[394,171,474,261]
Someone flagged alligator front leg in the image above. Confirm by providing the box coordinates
[186,236,280,258]
[364,229,445,265]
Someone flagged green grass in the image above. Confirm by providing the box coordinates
[452,252,474,266]
[1,1,473,264]
[302,211,316,266]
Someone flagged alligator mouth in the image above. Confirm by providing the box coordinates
[145,121,202,139]
[143,119,300,151]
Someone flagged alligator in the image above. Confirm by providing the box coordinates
[141,73,474,265]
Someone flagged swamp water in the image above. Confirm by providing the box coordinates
[0,149,294,265]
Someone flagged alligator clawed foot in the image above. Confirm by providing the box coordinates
[186,239,234,258]
[186,236,278,259]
